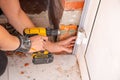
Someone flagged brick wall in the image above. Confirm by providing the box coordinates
[58,0,84,40]
[62,0,84,10]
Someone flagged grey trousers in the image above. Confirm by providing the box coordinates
[0,50,8,76]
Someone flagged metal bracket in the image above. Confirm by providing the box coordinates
[75,28,87,45]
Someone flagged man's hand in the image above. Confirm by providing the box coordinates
[29,35,48,53]
[44,36,76,54]
[57,36,76,48]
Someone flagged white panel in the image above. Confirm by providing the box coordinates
[86,0,120,80]
[74,0,100,80]
[80,0,100,38]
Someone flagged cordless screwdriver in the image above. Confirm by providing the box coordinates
[24,27,60,64]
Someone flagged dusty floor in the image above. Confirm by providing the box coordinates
[0,54,81,80]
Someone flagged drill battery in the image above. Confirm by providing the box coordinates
[32,50,54,64]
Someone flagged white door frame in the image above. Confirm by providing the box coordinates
[73,0,101,80]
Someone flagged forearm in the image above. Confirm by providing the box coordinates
[8,9,35,34]
[0,25,20,51]
[0,0,35,34]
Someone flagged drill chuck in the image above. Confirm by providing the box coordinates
[46,28,60,36]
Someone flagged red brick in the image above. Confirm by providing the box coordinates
[61,0,65,8]
[61,0,84,10]
[58,24,78,40]
[65,1,84,10]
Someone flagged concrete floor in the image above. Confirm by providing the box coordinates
[0,54,81,80]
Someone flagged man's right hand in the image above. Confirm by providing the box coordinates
[29,35,48,53]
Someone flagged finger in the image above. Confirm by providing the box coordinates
[68,36,77,41]
[63,40,75,47]
[59,36,76,45]
[40,42,46,50]
[70,41,75,44]
[41,36,48,41]
[41,47,45,51]
[42,41,47,48]
[66,44,75,47]
[63,47,73,53]
[42,41,51,49]
[42,46,46,51]
[63,36,76,44]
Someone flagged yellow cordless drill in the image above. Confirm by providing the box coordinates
[24,27,60,64]
[24,27,60,37]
